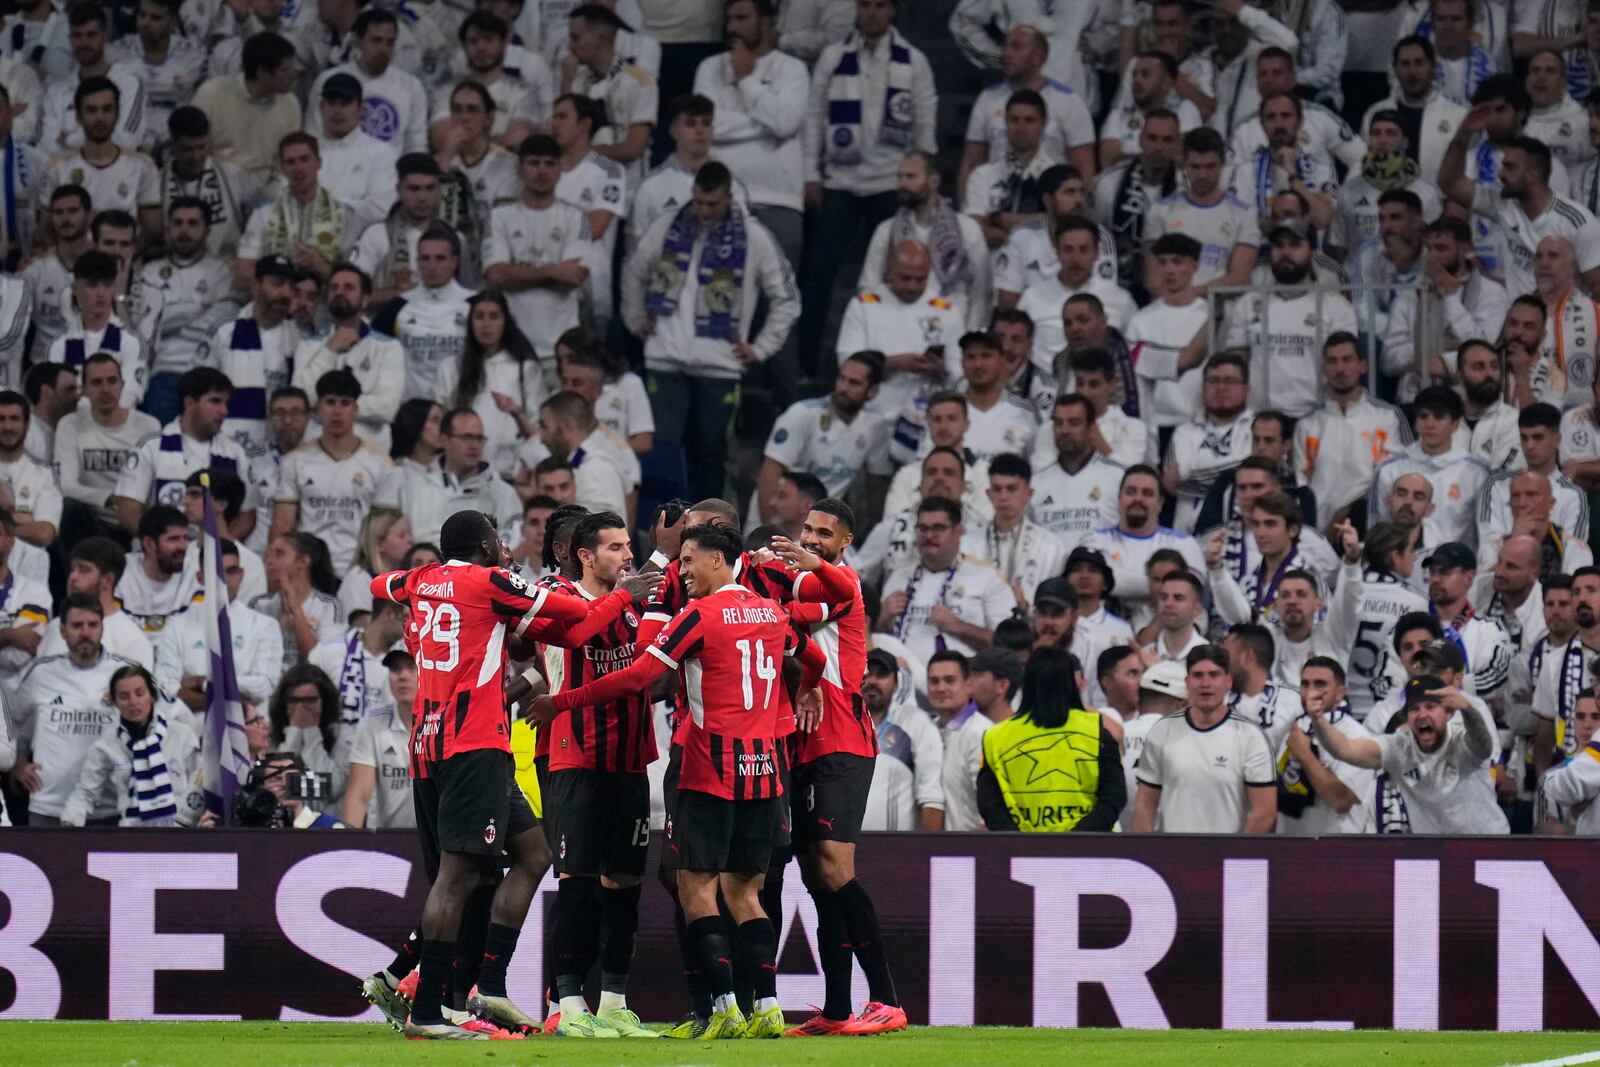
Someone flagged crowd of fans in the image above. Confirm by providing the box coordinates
[0,0,1598,835]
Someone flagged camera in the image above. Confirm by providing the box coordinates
[231,753,333,827]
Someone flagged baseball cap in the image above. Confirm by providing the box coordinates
[970,647,1023,693]
[320,72,363,102]
[1422,543,1475,571]
[1268,217,1311,243]
[1139,659,1187,700]
[1065,547,1115,596]
[255,254,295,281]
[1034,576,1075,609]
[1402,675,1447,709]
[865,648,898,675]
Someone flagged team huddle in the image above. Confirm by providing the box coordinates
[357,499,904,1040]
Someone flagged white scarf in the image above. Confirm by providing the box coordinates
[120,714,178,825]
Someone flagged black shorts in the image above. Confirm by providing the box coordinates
[413,749,537,882]
[669,789,786,875]
[790,753,874,846]
[544,768,650,878]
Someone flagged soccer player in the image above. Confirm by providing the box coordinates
[531,522,828,1040]
[772,503,908,1036]
[541,511,659,1038]
[634,497,857,1037]
[370,509,594,1040]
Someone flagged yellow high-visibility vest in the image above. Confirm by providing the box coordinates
[981,709,1102,831]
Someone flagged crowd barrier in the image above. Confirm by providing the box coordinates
[0,830,1595,1030]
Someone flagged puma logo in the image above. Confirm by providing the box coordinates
[817,817,834,829]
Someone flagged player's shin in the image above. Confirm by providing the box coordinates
[672,896,713,1019]
[410,940,454,1025]
[596,883,642,1014]
[687,915,737,1009]
[812,889,855,1020]
[553,877,603,1015]
[833,879,898,1007]
[452,882,496,1009]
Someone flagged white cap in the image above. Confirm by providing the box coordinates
[1140,659,1188,700]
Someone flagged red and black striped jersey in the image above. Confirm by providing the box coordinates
[545,583,655,774]
[372,562,587,777]
[647,584,816,801]
[788,564,878,764]
[639,553,858,729]
[530,573,580,761]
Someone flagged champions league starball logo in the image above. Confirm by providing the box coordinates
[361,98,402,143]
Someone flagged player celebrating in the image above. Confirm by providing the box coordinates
[370,509,595,1040]
[541,511,660,1038]
[533,522,828,1039]
[636,498,857,1035]
[770,506,907,1036]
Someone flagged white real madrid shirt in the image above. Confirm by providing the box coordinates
[1018,273,1138,370]
[959,391,1038,462]
[114,559,199,634]
[960,518,1068,597]
[13,651,127,819]
[1369,442,1492,548]
[275,437,399,573]
[483,198,591,353]
[1079,524,1205,621]
[455,145,522,211]
[556,151,627,315]
[834,288,964,420]
[41,147,159,218]
[881,555,1019,669]
[0,450,61,530]
[1128,296,1209,429]
[348,705,415,829]
[1471,183,1594,298]
[1145,190,1260,286]
[1028,453,1124,553]
[993,217,1120,297]
[1098,100,1201,156]
[965,78,1095,169]
[762,397,892,496]
[1222,289,1359,420]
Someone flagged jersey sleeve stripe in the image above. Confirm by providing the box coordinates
[646,644,680,669]
[513,586,552,635]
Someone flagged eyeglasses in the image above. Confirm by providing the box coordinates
[244,715,267,728]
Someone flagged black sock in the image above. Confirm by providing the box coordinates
[688,915,734,999]
[597,883,642,982]
[674,898,712,1018]
[474,922,521,998]
[813,889,854,1020]
[387,928,420,981]
[410,939,453,1024]
[760,854,786,929]
[725,896,752,1016]
[735,918,778,1001]
[451,883,495,1006]
[834,880,897,1007]
[553,878,601,1000]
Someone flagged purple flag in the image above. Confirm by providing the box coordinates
[199,476,252,820]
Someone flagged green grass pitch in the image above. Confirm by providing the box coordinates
[3,1022,1597,1066]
